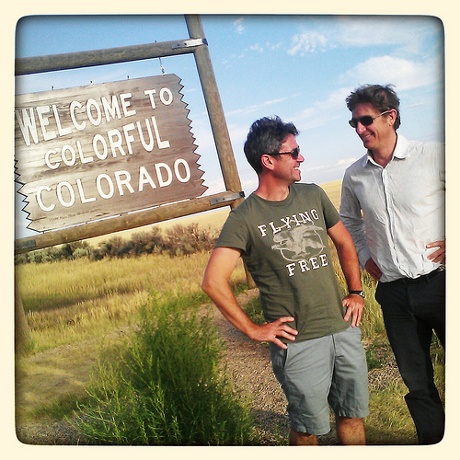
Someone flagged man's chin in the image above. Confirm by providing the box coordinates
[361,137,373,149]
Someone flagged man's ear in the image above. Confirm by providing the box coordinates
[387,108,397,127]
[260,154,276,171]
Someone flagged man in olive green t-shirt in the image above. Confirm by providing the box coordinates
[202,116,368,445]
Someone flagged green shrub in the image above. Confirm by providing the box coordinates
[15,224,219,265]
[74,296,257,445]
[163,223,219,256]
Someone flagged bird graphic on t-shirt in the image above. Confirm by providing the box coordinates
[271,224,325,262]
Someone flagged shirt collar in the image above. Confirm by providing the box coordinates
[365,134,410,166]
[392,135,410,159]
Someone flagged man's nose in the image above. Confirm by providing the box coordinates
[356,122,367,134]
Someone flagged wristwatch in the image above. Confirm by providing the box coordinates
[349,290,365,298]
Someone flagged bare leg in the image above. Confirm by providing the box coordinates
[289,428,319,445]
[336,416,366,445]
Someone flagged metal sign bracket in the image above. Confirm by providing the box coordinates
[209,191,245,206]
[171,38,208,50]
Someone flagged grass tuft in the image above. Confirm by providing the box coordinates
[73,295,257,445]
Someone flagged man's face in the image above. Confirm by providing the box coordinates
[271,133,304,184]
[351,103,395,152]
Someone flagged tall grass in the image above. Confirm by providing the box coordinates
[15,252,247,352]
[74,296,256,445]
[15,249,249,432]
[330,243,386,340]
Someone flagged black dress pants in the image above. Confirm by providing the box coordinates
[375,269,445,445]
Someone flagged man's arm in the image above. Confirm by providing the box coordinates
[327,221,364,327]
[340,178,372,270]
[201,246,298,349]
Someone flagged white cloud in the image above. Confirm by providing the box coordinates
[302,157,358,183]
[283,17,440,62]
[233,17,244,35]
[332,16,438,56]
[288,32,329,56]
[316,87,350,112]
[249,44,264,53]
[339,55,441,91]
[294,88,350,131]
[337,157,358,167]
[225,97,290,118]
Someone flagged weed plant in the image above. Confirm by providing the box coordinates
[74,296,257,445]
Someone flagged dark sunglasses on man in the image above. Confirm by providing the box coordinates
[349,110,391,129]
[268,146,301,159]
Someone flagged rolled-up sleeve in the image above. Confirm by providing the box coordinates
[340,171,371,269]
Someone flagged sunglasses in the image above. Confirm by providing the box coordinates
[268,146,301,159]
[349,110,391,129]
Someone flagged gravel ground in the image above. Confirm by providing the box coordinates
[16,288,401,446]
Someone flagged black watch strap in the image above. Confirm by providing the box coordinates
[349,290,365,298]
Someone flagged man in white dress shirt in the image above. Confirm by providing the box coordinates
[340,84,445,444]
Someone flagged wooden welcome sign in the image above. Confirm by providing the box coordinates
[15,74,207,232]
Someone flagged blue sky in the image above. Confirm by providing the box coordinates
[15,14,445,238]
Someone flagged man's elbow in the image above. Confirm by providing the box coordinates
[201,273,216,297]
[201,277,210,295]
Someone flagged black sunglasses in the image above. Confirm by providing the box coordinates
[268,146,301,159]
[349,110,391,129]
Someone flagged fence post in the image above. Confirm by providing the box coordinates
[15,284,31,352]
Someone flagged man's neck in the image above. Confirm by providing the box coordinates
[370,133,397,168]
[254,180,291,201]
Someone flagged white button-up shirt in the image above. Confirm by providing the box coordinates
[340,135,445,283]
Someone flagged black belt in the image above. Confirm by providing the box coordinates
[391,267,445,285]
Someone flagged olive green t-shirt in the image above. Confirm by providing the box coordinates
[215,183,348,342]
